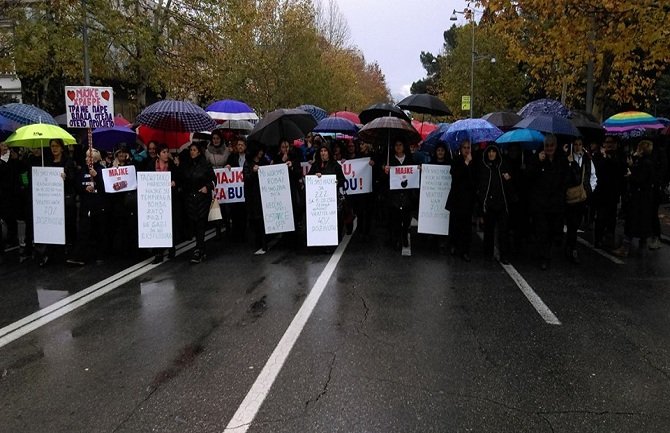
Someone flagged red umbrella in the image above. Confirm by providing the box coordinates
[411,120,438,139]
[136,124,192,150]
[330,111,360,124]
[114,114,131,127]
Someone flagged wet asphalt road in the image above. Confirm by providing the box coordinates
[1,226,670,433]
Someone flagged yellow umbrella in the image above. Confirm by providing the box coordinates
[4,123,77,148]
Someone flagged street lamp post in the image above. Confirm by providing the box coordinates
[450,9,495,118]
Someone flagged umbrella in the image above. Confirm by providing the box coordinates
[0,114,19,141]
[517,98,572,119]
[136,124,192,150]
[421,123,451,153]
[513,115,581,137]
[206,99,259,121]
[92,126,136,152]
[411,120,438,140]
[248,108,317,147]
[397,93,451,116]
[296,104,327,122]
[312,117,359,135]
[215,119,255,133]
[495,128,545,150]
[358,116,421,165]
[602,111,665,133]
[5,123,76,148]
[137,100,216,132]
[481,111,523,130]
[657,117,670,126]
[114,114,131,127]
[330,111,361,124]
[571,112,605,143]
[0,103,57,125]
[54,113,68,127]
[359,103,410,124]
[441,118,504,151]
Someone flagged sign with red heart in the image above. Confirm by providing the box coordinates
[64,85,115,129]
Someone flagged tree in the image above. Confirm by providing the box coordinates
[477,0,670,119]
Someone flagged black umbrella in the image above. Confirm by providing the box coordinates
[359,103,411,124]
[247,108,317,147]
[358,116,421,165]
[397,94,452,116]
[513,115,581,137]
[481,111,522,130]
[571,112,604,143]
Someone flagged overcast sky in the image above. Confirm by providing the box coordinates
[333,0,465,102]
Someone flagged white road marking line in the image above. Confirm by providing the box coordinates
[576,237,625,265]
[224,230,355,432]
[499,263,562,325]
[476,231,561,325]
[0,230,215,348]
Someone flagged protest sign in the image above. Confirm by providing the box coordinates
[65,86,115,129]
[305,175,338,246]
[214,167,245,204]
[339,157,372,195]
[259,164,295,234]
[137,172,172,248]
[102,165,137,193]
[32,167,65,245]
[390,165,420,190]
[418,164,452,235]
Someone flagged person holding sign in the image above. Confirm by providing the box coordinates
[446,140,476,262]
[383,140,417,252]
[182,142,216,263]
[244,142,270,254]
[274,138,305,246]
[226,137,248,242]
[149,143,181,264]
[308,144,346,242]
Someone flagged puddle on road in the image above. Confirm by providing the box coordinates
[247,295,268,319]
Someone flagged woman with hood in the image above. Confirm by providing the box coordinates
[383,139,417,252]
[446,140,476,261]
[308,144,346,242]
[244,142,270,255]
[477,143,514,264]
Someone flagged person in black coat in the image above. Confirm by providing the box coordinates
[226,137,249,242]
[383,139,417,251]
[244,142,270,254]
[275,138,305,246]
[308,144,346,243]
[149,143,181,264]
[592,136,627,249]
[476,144,515,264]
[0,142,21,257]
[564,138,596,263]
[525,134,569,270]
[446,140,476,261]
[181,142,216,263]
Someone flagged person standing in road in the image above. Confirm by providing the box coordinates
[383,140,417,253]
[0,142,21,258]
[206,130,231,241]
[226,137,248,242]
[446,140,476,261]
[149,143,181,264]
[592,136,627,249]
[308,144,346,243]
[244,142,270,255]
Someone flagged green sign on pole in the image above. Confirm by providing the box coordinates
[461,96,471,111]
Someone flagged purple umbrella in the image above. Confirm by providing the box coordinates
[92,126,136,152]
[514,115,581,137]
[0,103,57,125]
[297,104,327,122]
[312,117,359,135]
[518,98,572,119]
[206,99,259,121]
[441,118,504,151]
[137,100,216,132]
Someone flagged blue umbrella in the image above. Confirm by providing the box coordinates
[206,99,258,121]
[0,103,57,125]
[137,100,216,132]
[514,115,581,137]
[495,128,545,150]
[92,126,136,152]
[0,114,18,141]
[312,117,359,135]
[517,98,571,119]
[441,118,504,151]
[297,104,327,122]
[421,122,451,153]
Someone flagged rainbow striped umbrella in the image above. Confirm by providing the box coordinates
[603,111,665,133]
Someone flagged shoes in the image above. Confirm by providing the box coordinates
[402,234,409,248]
[39,255,49,267]
[190,250,205,263]
[612,246,629,258]
[151,254,163,264]
[66,258,86,266]
[461,253,471,262]
[253,248,266,255]
[648,237,662,250]
[167,248,176,259]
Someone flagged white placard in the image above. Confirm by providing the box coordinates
[214,167,245,203]
[102,165,137,193]
[305,175,338,246]
[65,86,115,128]
[137,172,172,248]
[418,164,452,235]
[339,157,372,195]
[259,164,295,234]
[390,164,420,190]
[32,167,65,245]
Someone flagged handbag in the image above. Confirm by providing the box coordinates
[207,199,222,221]
[566,164,587,204]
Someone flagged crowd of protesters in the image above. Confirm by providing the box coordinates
[0,129,668,270]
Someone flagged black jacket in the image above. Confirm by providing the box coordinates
[445,155,476,214]
[386,152,417,210]
[181,154,215,221]
[476,145,515,214]
[526,152,569,214]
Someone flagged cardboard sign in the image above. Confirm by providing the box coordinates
[102,165,137,193]
[305,175,338,246]
[418,164,452,235]
[32,167,65,245]
[259,164,295,234]
[214,167,245,204]
[339,157,372,195]
[65,86,115,128]
[137,172,172,248]
[390,164,420,190]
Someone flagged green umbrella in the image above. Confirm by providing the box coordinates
[4,123,77,148]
